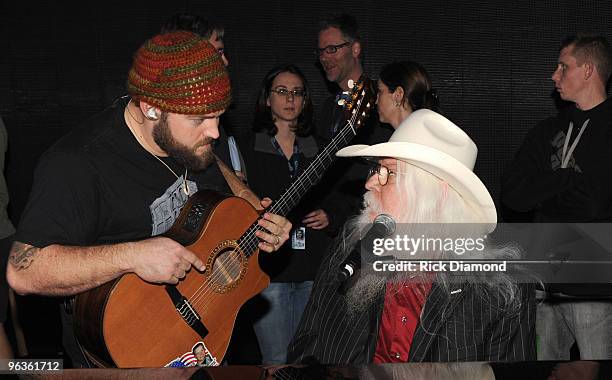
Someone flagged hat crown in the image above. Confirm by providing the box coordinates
[127,31,231,115]
[390,109,477,171]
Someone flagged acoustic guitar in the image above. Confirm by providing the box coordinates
[73,79,375,368]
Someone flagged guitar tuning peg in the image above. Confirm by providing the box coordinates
[337,99,346,106]
[348,79,354,89]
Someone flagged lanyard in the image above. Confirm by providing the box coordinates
[270,136,300,178]
[561,119,589,169]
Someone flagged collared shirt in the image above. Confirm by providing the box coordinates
[373,281,432,363]
[270,135,300,178]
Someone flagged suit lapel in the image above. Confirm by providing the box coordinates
[366,290,385,363]
[409,281,468,362]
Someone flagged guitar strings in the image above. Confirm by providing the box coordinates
[187,94,369,311]
[187,95,368,312]
[186,93,370,311]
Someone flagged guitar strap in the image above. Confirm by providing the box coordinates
[214,154,262,210]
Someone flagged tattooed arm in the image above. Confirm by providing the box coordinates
[6,239,206,296]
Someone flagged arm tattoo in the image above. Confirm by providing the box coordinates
[9,242,40,271]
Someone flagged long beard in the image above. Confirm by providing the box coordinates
[343,193,394,317]
[339,172,524,320]
[152,114,216,171]
[343,191,433,317]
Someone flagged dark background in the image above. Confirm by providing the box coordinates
[1,0,610,358]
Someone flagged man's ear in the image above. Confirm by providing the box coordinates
[139,101,160,121]
[351,41,361,59]
[583,62,595,80]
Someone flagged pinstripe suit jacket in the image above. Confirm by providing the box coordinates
[287,268,536,364]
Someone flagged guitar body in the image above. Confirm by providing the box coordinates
[73,78,374,368]
[74,190,269,368]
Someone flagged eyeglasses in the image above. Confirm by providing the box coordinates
[270,88,306,98]
[368,164,396,186]
[315,42,351,57]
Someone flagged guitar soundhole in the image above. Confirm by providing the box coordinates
[206,241,247,294]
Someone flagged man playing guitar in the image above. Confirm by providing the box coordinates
[7,31,291,367]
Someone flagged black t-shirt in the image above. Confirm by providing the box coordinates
[16,97,231,249]
[16,97,236,368]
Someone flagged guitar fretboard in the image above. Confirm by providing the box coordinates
[238,90,371,257]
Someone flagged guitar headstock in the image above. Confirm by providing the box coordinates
[337,78,375,132]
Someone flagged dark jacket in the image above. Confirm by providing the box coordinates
[238,132,334,282]
[287,251,536,364]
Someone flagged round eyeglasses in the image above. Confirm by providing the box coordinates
[368,164,396,186]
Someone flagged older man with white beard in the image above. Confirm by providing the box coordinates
[287,109,536,364]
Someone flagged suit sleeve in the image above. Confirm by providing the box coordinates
[486,284,536,361]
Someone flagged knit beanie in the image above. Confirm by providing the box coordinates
[127,31,231,115]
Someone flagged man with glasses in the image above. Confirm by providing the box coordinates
[288,109,535,364]
[314,13,392,236]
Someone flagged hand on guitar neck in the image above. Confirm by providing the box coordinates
[254,197,292,253]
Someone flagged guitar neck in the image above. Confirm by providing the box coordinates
[237,119,361,257]
[269,122,358,217]
[239,84,372,256]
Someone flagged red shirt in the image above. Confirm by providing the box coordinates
[373,281,432,363]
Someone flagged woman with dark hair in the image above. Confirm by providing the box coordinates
[376,61,440,129]
[240,64,334,365]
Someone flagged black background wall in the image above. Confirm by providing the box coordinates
[1,0,610,357]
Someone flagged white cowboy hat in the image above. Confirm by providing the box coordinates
[337,109,497,231]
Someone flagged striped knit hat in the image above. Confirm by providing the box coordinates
[127,31,231,115]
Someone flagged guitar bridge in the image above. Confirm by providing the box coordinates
[165,286,209,338]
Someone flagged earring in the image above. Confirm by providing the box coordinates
[394,101,401,107]
[147,108,159,120]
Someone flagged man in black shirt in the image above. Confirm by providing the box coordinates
[7,31,291,366]
[502,33,612,359]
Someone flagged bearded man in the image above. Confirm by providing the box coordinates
[287,109,535,364]
[7,31,291,367]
